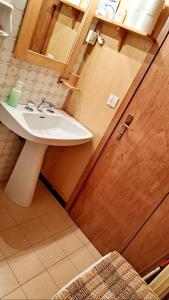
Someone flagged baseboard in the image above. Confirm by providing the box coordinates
[39,174,66,208]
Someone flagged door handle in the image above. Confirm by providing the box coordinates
[116,114,134,140]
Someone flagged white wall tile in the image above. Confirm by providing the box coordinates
[12,10,23,27]
[14,0,27,11]
[4,38,16,51]
[21,90,30,102]
[10,23,20,38]
[0,74,6,84]
[0,50,12,62]
[30,92,39,103]
[7,65,18,76]
[0,63,9,75]
[19,68,28,79]
[27,71,36,81]
[5,76,16,86]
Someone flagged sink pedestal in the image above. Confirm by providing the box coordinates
[5,141,48,207]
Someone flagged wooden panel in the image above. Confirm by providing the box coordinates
[42,5,168,203]
[14,0,66,72]
[123,195,169,275]
[30,0,56,53]
[69,35,169,261]
[41,3,62,55]
[64,0,99,73]
[15,0,98,73]
[66,16,169,210]
[42,31,153,201]
[46,5,83,63]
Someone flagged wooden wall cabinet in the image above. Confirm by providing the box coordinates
[14,0,166,78]
[14,0,99,76]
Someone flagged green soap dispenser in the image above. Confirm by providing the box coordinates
[7,81,24,107]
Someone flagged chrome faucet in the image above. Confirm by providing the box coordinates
[37,98,55,113]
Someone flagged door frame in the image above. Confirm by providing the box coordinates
[66,16,169,211]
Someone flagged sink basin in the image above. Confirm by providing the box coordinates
[0,102,93,207]
[0,102,92,146]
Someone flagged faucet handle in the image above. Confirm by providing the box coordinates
[47,101,55,108]
[25,101,35,112]
[46,102,55,114]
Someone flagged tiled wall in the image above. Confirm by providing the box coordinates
[0,0,69,181]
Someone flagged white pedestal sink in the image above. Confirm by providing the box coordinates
[0,102,93,207]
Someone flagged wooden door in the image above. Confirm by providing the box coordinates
[123,194,169,275]
[70,35,169,259]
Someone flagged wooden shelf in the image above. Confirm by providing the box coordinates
[59,73,80,90]
[94,14,154,51]
[61,79,80,90]
[59,0,86,12]
[95,14,149,37]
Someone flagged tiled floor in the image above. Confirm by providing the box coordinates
[0,181,101,299]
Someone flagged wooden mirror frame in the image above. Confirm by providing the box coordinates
[15,0,99,75]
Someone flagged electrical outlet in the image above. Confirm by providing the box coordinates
[85,30,98,45]
[107,94,119,108]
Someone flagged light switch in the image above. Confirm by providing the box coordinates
[107,94,119,108]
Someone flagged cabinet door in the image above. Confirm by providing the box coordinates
[123,195,169,275]
[70,35,169,256]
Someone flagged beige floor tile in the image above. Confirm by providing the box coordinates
[0,249,4,261]
[40,211,69,235]
[0,226,29,258]
[0,260,19,298]
[2,287,27,300]
[0,189,15,208]
[71,225,90,245]
[7,248,44,285]
[7,205,37,224]
[22,271,58,300]
[32,182,62,217]
[48,258,78,289]
[33,236,66,268]
[69,247,95,273]
[0,207,16,232]
[20,218,50,245]
[60,211,76,227]
[86,243,102,260]
[54,228,83,256]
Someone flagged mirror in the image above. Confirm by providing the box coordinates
[30,0,90,64]
[15,0,99,74]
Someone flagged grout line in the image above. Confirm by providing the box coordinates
[2,257,22,297]
[0,211,91,259]
[1,286,27,300]
[18,215,52,243]
[20,286,28,300]
[46,268,60,291]
[20,268,57,289]
[0,246,95,296]
[20,270,59,300]
[0,187,99,298]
